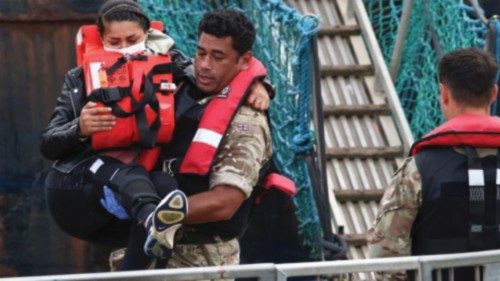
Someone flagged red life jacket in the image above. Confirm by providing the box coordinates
[178,57,296,199]
[178,58,265,175]
[75,21,175,170]
[410,114,500,156]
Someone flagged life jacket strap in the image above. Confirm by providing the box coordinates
[465,146,486,250]
[496,149,500,246]
[88,87,131,104]
[466,147,500,249]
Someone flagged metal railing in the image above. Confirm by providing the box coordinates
[4,249,500,281]
[350,0,415,152]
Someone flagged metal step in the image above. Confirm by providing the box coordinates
[342,233,367,247]
[323,104,390,116]
[326,146,404,159]
[320,64,374,77]
[334,189,384,202]
[319,25,361,37]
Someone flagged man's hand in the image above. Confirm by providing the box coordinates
[78,102,116,137]
[246,81,270,111]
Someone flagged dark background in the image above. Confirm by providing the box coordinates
[0,0,112,276]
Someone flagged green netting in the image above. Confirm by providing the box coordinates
[364,0,487,138]
[137,0,323,258]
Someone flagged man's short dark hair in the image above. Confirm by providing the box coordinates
[438,48,498,107]
[198,9,256,55]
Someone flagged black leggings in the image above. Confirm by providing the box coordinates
[45,156,178,269]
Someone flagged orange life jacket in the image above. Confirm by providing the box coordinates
[410,114,500,156]
[75,21,174,170]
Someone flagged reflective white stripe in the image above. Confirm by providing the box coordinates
[89,62,103,90]
[496,169,500,185]
[468,169,485,186]
[76,28,82,46]
[192,128,223,148]
[89,158,104,174]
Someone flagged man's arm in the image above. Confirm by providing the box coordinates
[366,157,421,280]
[367,157,421,257]
[185,185,245,224]
[185,105,272,225]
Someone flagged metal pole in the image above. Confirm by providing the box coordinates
[469,0,488,25]
[389,0,414,80]
[352,0,415,151]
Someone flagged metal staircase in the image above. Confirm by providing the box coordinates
[286,0,414,259]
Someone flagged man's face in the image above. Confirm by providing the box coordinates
[195,32,248,95]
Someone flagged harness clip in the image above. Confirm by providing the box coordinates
[101,88,122,103]
[162,158,178,177]
[160,81,176,93]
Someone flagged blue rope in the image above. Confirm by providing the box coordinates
[492,19,500,83]
[293,15,320,154]
[490,18,500,115]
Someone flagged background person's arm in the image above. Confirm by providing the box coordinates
[366,157,421,280]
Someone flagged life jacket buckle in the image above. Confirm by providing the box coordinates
[101,88,123,103]
[160,81,176,93]
[162,158,178,177]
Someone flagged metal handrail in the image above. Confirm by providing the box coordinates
[351,0,415,152]
[469,0,489,25]
[389,0,413,80]
[4,249,500,281]
[388,0,489,86]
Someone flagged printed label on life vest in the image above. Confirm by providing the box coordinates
[89,62,103,90]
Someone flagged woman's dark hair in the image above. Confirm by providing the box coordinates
[97,0,150,35]
[438,48,498,107]
[198,9,255,56]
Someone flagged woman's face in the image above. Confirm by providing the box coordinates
[101,20,147,49]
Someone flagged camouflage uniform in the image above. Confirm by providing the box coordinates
[367,148,495,280]
[109,247,126,272]
[367,157,422,281]
[167,105,272,279]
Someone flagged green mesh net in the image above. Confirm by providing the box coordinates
[364,0,487,138]
[137,0,323,258]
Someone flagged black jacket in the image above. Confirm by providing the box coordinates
[40,50,194,173]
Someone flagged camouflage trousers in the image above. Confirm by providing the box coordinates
[109,237,240,281]
[167,237,240,281]
[109,247,126,272]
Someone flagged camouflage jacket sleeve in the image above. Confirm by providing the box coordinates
[209,105,272,198]
[367,157,422,258]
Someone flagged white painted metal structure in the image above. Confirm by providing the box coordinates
[5,249,500,281]
[286,0,414,259]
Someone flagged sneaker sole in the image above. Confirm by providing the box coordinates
[154,191,187,232]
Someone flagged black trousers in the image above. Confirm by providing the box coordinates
[45,156,177,270]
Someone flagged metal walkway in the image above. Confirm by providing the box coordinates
[285,0,414,259]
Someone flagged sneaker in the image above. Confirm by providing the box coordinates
[144,190,188,258]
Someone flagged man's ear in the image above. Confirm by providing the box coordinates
[439,83,449,106]
[239,51,252,70]
[489,85,498,104]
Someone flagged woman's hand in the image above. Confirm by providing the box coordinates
[78,102,116,137]
[246,81,270,111]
